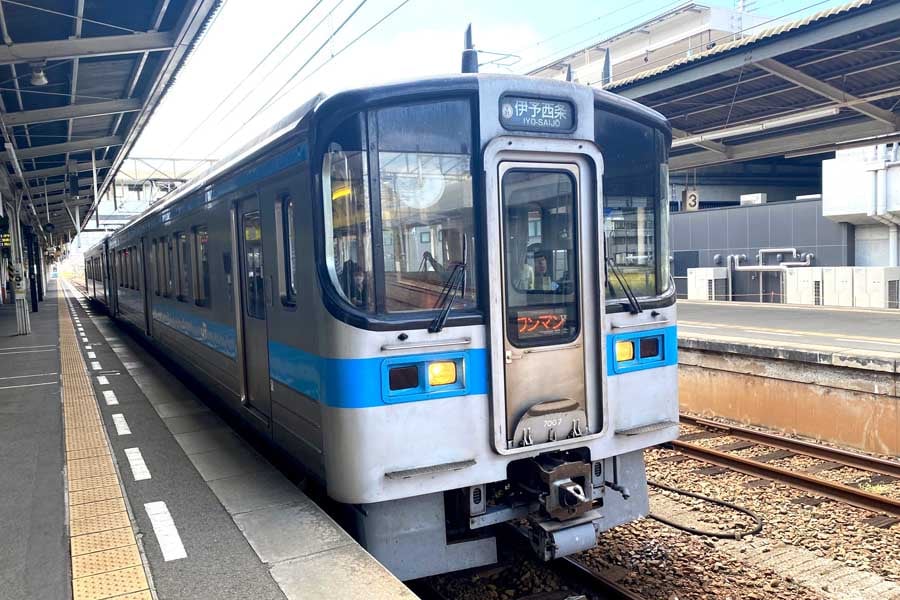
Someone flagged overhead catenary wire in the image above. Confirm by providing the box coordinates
[518,0,689,74]
[208,0,346,130]
[510,0,658,57]
[178,0,410,183]
[203,0,372,159]
[168,0,330,156]
[264,0,413,113]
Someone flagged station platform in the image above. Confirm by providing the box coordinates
[0,279,415,600]
[679,300,900,360]
[677,300,900,456]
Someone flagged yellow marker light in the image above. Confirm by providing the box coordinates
[615,340,635,362]
[428,361,457,386]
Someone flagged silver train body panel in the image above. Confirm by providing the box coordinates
[83,73,678,579]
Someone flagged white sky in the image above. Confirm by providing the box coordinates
[132,0,832,163]
[134,0,543,161]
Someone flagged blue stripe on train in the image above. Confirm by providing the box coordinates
[268,342,489,408]
[149,302,488,408]
[152,304,237,358]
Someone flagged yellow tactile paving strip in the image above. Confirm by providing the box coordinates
[59,288,153,600]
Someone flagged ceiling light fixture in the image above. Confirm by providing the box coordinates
[29,62,48,86]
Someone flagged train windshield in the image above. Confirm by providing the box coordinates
[323,99,478,317]
[595,110,671,301]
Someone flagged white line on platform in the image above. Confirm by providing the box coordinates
[81,337,89,343]
[112,413,131,435]
[124,448,151,481]
[91,361,102,371]
[0,381,58,391]
[84,345,92,350]
[144,502,187,561]
[87,351,96,359]
[0,344,58,351]
[97,376,109,385]
[103,390,119,406]
[743,330,801,337]
[0,349,56,355]
[0,372,57,381]
[680,324,715,330]
[836,338,900,347]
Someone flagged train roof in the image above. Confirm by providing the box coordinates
[88,73,668,251]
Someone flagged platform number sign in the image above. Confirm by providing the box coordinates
[683,189,700,211]
[499,95,575,133]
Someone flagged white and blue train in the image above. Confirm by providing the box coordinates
[83,73,678,580]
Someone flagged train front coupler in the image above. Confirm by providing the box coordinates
[508,450,605,561]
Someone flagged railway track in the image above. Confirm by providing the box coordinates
[674,414,900,517]
[557,556,647,600]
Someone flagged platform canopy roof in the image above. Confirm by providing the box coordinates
[0,0,220,241]
[607,0,900,172]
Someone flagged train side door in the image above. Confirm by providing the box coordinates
[234,196,272,422]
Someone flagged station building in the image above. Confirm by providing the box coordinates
[533,0,900,304]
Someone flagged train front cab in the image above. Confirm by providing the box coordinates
[310,76,678,579]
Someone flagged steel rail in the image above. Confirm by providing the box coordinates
[672,440,900,517]
[680,414,900,479]
[558,556,647,600]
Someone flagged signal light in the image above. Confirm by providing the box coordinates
[428,361,457,386]
[615,340,634,362]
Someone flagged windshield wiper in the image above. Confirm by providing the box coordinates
[604,250,643,315]
[429,238,468,333]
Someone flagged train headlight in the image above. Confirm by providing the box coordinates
[428,361,457,386]
[615,340,634,362]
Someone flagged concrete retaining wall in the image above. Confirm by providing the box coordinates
[679,340,899,456]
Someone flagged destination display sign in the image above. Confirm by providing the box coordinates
[499,96,575,132]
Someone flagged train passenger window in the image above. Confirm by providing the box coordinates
[134,247,140,291]
[274,196,296,305]
[376,100,476,313]
[152,240,160,296]
[323,114,374,312]
[127,249,131,288]
[176,232,191,302]
[166,238,176,297]
[242,211,265,319]
[595,111,670,299]
[502,170,580,348]
[194,226,210,306]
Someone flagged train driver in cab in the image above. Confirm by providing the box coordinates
[340,260,369,308]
